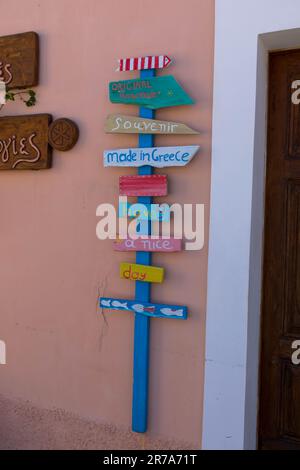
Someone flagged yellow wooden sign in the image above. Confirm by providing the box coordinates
[120,263,164,284]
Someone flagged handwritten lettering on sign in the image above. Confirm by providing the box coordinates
[114,237,182,252]
[118,201,171,222]
[105,114,199,135]
[109,75,194,109]
[0,114,52,170]
[104,146,199,168]
[120,263,164,283]
[0,32,39,90]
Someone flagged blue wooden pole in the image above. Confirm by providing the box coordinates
[132,68,155,433]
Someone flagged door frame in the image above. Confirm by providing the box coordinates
[202,2,300,450]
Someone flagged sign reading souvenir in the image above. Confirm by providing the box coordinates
[120,263,164,283]
[0,114,51,170]
[0,32,39,90]
[105,114,199,135]
[109,75,194,109]
[119,175,167,197]
[104,145,199,168]
[100,298,187,320]
[117,55,171,72]
[114,237,182,253]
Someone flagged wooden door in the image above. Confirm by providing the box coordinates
[259,50,300,450]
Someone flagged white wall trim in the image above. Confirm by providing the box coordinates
[202,0,300,450]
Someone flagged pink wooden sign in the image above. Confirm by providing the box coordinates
[119,175,167,197]
[113,237,182,253]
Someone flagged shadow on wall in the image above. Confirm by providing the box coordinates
[0,394,193,450]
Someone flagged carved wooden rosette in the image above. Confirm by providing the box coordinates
[48,118,79,152]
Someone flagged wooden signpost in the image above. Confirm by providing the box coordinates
[104,145,199,168]
[120,263,164,283]
[105,114,199,135]
[0,32,39,89]
[100,54,197,433]
[100,298,187,320]
[114,237,182,253]
[119,174,167,197]
[109,75,194,109]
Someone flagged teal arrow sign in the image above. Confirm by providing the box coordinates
[109,75,195,109]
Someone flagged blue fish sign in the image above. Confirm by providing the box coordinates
[99,297,188,320]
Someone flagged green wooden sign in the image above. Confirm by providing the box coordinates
[109,75,194,109]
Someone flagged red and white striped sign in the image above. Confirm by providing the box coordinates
[117,55,171,72]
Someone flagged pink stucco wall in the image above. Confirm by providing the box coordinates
[0,0,214,449]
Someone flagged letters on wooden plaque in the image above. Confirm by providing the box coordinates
[0,115,79,170]
[0,114,52,170]
[0,32,39,90]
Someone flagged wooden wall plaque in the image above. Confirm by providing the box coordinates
[0,32,39,90]
[0,114,52,170]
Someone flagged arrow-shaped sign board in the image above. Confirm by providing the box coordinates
[105,114,199,135]
[104,146,199,168]
[100,297,188,320]
[117,55,171,72]
[109,75,194,109]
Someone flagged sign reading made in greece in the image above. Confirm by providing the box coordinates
[109,75,194,109]
[0,32,39,90]
[104,146,199,168]
[0,114,52,170]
